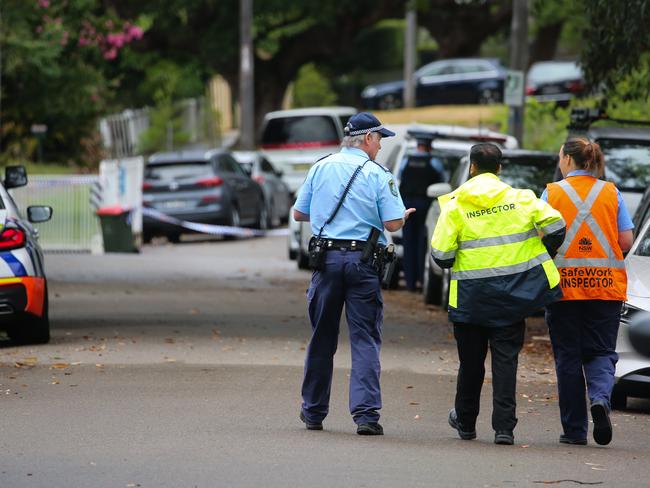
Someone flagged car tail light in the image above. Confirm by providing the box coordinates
[525,86,535,96]
[197,177,224,187]
[0,228,26,251]
[253,175,265,184]
[568,80,583,93]
[142,182,153,191]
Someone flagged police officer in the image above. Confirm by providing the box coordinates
[543,138,634,446]
[398,132,445,291]
[294,112,414,435]
[430,143,566,445]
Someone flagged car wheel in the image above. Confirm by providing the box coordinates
[8,286,50,345]
[297,251,310,270]
[478,88,501,105]
[378,94,402,110]
[255,203,269,231]
[423,258,442,305]
[224,204,240,240]
[611,386,627,410]
[167,232,181,243]
[440,268,451,310]
[143,232,153,244]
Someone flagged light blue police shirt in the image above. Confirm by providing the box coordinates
[295,147,406,245]
[540,169,634,231]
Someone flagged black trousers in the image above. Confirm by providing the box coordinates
[453,320,525,432]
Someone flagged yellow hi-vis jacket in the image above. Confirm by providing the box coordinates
[430,173,565,326]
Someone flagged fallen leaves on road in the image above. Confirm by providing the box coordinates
[51,363,70,370]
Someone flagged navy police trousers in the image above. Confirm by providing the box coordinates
[546,300,621,440]
[301,249,383,425]
[401,197,431,290]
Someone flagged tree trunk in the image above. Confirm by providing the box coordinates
[529,21,564,67]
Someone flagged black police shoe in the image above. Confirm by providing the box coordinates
[299,411,323,431]
[494,430,514,445]
[356,422,384,436]
[591,400,612,445]
[559,434,587,445]
[448,408,476,440]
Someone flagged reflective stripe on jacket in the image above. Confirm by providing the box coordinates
[546,175,627,301]
[431,173,565,326]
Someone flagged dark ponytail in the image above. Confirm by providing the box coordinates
[562,137,605,177]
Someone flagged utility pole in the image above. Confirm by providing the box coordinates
[508,0,528,146]
[403,1,417,109]
[239,0,255,150]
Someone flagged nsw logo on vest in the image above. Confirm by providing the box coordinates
[578,236,593,252]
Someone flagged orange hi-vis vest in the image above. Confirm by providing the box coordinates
[546,175,627,301]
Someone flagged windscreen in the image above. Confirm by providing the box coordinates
[500,155,557,196]
[144,162,212,181]
[261,116,339,148]
[598,139,650,191]
[635,225,650,257]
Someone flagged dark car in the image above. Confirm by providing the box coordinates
[422,150,558,306]
[232,150,292,228]
[526,61,585,104]
[0,166,53,344]
[142,149,266,242]
[361,58,506,110]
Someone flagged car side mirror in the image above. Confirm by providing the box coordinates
[628,311,650,358]
[426,182,452,199]
[4,165,28,189]
[27,205,53,223]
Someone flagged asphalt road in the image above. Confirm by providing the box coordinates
[1,235,649,487]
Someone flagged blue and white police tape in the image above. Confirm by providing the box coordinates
[142,207,289,238]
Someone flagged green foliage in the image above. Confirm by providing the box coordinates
[138,102,190,155]
[0,0,145,166]
[580,0,650,93]
[523,99,572,152]
[292,64,338,108]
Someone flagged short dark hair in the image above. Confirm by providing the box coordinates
[470,143,502,174]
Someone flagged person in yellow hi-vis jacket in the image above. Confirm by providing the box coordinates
[431,143,566,446]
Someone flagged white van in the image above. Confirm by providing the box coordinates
[260,106,357,194]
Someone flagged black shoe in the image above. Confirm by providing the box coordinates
[494,430,514,445]
[448,409,476,440]
[559,435,587,445]
[300,411,323,431]
[591,400,612,445]
[356,422,384,436]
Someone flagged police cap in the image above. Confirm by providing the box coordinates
[407,130,435,147]
[344,112,395,138]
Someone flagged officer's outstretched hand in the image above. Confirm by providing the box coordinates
[404,208,416,221]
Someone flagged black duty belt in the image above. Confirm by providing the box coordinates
[323,239,367,251]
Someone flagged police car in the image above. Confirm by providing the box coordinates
[0,166,52,344]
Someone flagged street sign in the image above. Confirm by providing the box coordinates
[30,124,48,134]
[504,70,525,107]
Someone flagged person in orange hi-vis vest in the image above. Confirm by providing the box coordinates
[542,137,634,447]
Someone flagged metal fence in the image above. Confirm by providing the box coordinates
[11,175,102,253]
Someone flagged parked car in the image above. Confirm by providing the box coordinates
[260,106,357,195]
[422,149,558,306]
[361,58,506,110]
[232,151,291,228]
[142,148,266,242]
[0,166,53,344]
[564,108,650,217]
[526,61,585,104]
[613,216,650,409]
